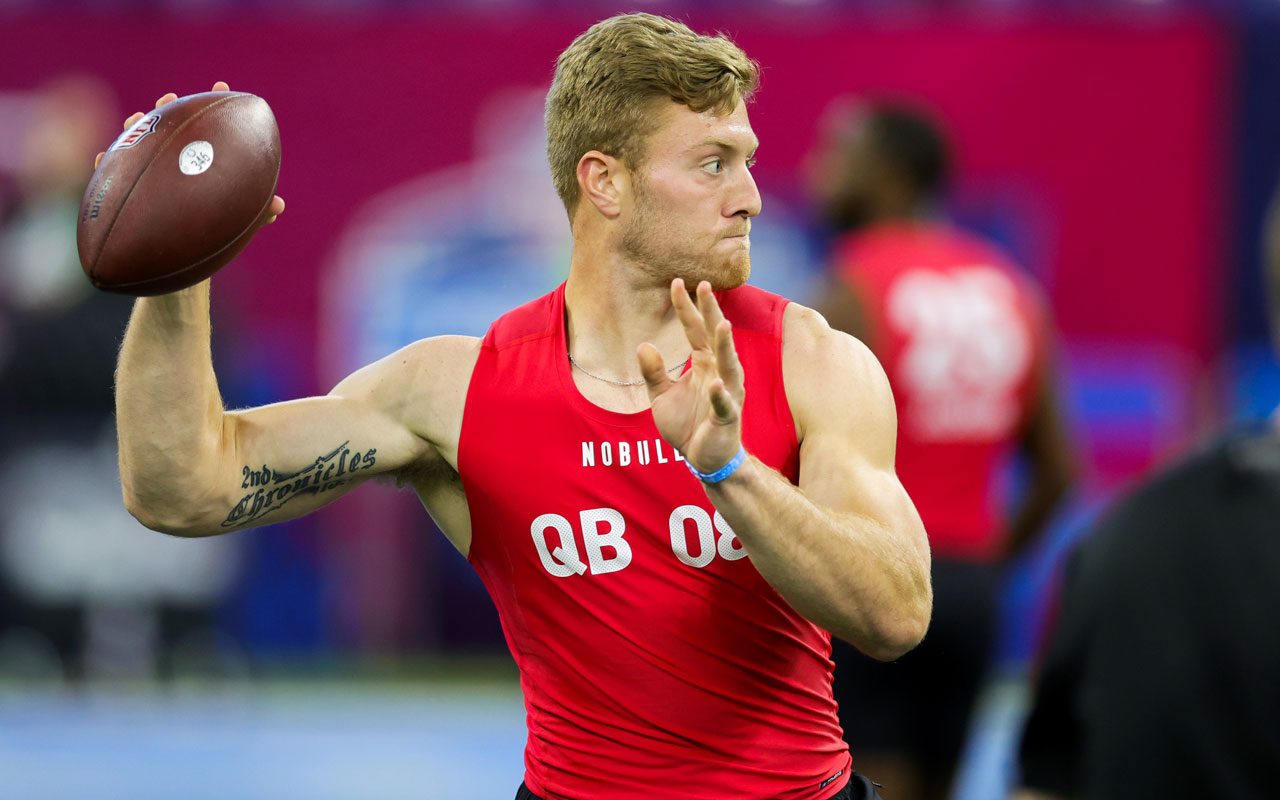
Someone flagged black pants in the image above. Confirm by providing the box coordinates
[833,559,1000,772]
[514,769,883,799]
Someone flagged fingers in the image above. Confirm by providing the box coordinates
[697,281,744,392]
[670,278,710,351]
[713,318,744,393]
[107,86,226,171]
[94,151,105,169]
[145,81,225,119]
[263,195,285,225]
[107,108,149,169]
[119,90,174,137]
[708,378,740,425]
[696,281,727,342]
[637,342,674,399]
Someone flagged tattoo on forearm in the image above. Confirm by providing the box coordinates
[222,441,377,527]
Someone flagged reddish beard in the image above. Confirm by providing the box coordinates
[620,180,752,290]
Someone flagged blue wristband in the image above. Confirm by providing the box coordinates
[685,446,747,484]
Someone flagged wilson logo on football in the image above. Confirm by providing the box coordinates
[109,112,161,152]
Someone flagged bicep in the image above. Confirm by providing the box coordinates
[213,394,423,532]
[204,341,456,534]
[786,307,900,513]
[786,307,929,570]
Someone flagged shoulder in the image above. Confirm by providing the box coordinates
[719,283,788,335]
[783,302,882,370]
[398,334,484,376]
[486,286,563,349]
[782,302,895,448]
[337,335,482,394]
[333,335,482,453]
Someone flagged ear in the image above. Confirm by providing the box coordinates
[576,150,626,219]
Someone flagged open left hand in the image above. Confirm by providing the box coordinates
[638,278,745,474]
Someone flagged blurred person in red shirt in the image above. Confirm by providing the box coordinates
[806,98,1077,800]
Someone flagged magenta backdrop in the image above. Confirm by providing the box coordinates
[0,8,1233,653]
[1,10,1229,390]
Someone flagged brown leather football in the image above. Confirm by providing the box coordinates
[77,91,280,296]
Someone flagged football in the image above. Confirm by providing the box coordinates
[77,91,281,296]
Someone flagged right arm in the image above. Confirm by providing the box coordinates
[111,82,467,538]
[116,281,449,536]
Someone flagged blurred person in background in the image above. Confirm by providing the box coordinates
[0,76,111,313]
[0,75,240,682]
[0,75,131,677]
[111,14,932,799]
[1011,182,1280,800]
[806,98,1077,800]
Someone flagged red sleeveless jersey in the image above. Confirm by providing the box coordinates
[834,222,1049,561]
[458,283,850,799]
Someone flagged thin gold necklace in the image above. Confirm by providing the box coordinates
[568,352,689,387]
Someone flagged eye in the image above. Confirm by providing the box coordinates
[702,159,724,175]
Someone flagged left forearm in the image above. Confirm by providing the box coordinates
[704,455,931,660]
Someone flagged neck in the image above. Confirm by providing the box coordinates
[563,239,692,385]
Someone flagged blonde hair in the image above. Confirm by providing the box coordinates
[545,13,759,218]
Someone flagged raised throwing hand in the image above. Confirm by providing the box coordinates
[94,81,285,224]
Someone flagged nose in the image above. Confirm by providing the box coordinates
[728,162,762,220]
